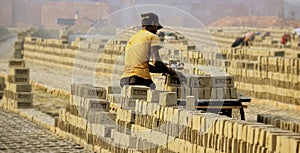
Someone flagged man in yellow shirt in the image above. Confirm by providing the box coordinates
[120,13,178,89]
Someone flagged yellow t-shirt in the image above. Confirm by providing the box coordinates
[122,29,162,79]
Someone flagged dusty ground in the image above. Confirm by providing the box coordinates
[32,88,69,118]
[244,101,300,122]
[0,108,92,153]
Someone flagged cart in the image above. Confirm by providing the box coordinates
[196,93,251,120]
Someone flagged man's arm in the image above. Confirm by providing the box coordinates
[150,46,186,83]
[149,46,175,75]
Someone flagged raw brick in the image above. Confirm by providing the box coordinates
[9,67,29,76]
[8,59,25,68]
[127,86,149,99]
[165,75,182,87]
[85,98,110,112]
[147,90,165,102]
[124,98,137,110]
[186,96,196,110]
[7,75,29,84]
[7,83,31,92]
[159,92,177,106]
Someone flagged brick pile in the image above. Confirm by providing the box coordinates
[56,84,114,151]
[257,114,300,134]
[53,85,300,153]
[2,59,32,110]
[21,27,300,108]
[7,26,300,152]
[1,29,35,110]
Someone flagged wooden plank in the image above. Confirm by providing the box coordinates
[196,106,242,109]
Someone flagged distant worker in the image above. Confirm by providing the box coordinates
[120,13,182,89]
[244,32,255,46]
[292,27,300,40]
[280,33,291,47]
[256,31,271,38]
[231,32,255,47]
[262,31,271,37]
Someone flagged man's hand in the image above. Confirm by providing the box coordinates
[169,69,186,83]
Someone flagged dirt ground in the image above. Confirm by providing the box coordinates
[32,88,69,118]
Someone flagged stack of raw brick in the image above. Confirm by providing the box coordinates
[14,38,24,59]
[153,72,237,104]
[113,86,148,151]
[159,44,231,75]
[158,27,300,107]
[113,85,179,152]
[14,31,27,59]
[22,34,130,76]
[257,114,300,134]
[2,59,32,110]
[70,36,129,76]
[75,39,107,73]
[105,85,149,111]
[56,84,115,151]
[19,26,300,106]
[15,29,36,59]
[59,28,72,40]
[54,84,300,153]
[97,39,127,76]
[56,84,183,152]
[225,47,300,105]
[209,27,300,49]
[199,45,300,106]
[23,37,71,69]
[116,86,300,153]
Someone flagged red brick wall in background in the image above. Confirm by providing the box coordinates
[41,2,110,32]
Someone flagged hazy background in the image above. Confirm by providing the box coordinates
[0,0,299,32]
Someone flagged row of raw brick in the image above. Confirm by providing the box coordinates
[2,59,33,110]
[116,99,300,153]
[257,114,300,134]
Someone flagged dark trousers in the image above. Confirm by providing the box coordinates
[120,75,156,89]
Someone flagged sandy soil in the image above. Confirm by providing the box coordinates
[32,87,69,118]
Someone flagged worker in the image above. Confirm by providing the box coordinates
[256,31,271,38]
[231,32,255,47]
[243,32,255,46]
[292,27,300,41]
[120,12,182,89]
[280,33,291,47]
